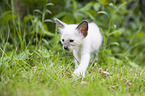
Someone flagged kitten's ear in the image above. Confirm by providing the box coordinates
[54,18,66,28]
[76,20,88,37]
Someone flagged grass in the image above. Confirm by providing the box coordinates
[0,36,145,96]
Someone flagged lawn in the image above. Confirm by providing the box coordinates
[0,40,145,96]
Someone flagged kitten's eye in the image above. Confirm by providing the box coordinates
[62,39,64,42]
[70,39,74,42]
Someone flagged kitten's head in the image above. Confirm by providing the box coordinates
[54,18,88,51]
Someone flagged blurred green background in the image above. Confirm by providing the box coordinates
[0,0,145,66]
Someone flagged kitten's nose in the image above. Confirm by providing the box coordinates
[64,46,68,50]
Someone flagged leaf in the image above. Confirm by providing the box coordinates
[46,9,52,14]
[0,11,11,19]
[97,11,110,19]
[34,9,42,14]
[43,30,55,36]
[23,15,33,23]
[93,3,101,11]
[41,23,55,36]
[46,3,54,6]
[32,18,55,36]
[42,39,49,45]
[108,42,119,46]
[74,12,83,22]
[62,13,74,23]
[0,11,16,24]
[83,11,96,21]
[109,29,124,36]
[44,19,53,23]
[97,11,108,15]
[79,2,93,11]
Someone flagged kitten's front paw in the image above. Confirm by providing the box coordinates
[72,69,85,78]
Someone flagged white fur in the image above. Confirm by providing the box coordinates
[55,19,103,77]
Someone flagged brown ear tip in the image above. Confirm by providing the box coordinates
[82,20,88,24]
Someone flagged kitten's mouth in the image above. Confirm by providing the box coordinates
[63,46,69,51]
[64,48,71,52]
[63,47,71,52]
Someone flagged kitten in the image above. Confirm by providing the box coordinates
[54,18,103,77]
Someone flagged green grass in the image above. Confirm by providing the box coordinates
[0,41,145,96]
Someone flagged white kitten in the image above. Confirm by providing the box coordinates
[54,18,103,77]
